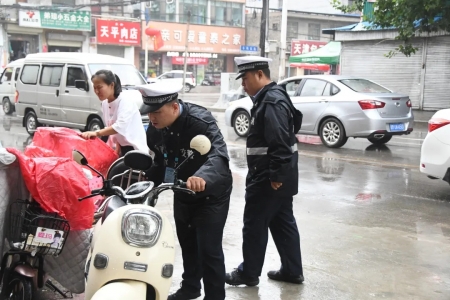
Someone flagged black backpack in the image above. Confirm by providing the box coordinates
[270,85,303,134]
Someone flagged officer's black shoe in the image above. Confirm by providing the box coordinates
[225,269,259,286]
[167,288,201,300]
[267,270,304,284]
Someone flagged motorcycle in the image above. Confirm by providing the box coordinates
[0,197,72,299]
[73,134,211,300]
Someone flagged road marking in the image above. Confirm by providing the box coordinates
[226,142,420,170]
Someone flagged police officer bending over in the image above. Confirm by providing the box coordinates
[138,83,233,300]
[225,56,304,286]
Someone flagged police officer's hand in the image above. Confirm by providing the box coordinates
[187,176,206,192]
[271,182,283,190]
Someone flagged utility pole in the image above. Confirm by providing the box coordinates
[259,0,268,57]
[144,35,149,80]
[278,0,288,81]
[181,10,191,97]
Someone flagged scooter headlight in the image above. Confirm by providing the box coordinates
[121,209,162,247]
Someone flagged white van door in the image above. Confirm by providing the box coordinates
[37,64,64,122]
[60,64,91,127]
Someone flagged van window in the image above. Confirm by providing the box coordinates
[66,67,87,87]
[14,68,21,81]
[40,66,63,87]
[88,64,146,86]
[21,65,40,85]
[0,68,13,83]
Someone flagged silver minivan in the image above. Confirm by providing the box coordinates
[0,59,25,115]
[15,53,146,135]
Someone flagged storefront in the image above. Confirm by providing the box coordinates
[17,8,91,55]
[4,24,42,62]
[140,21,245,84]
[288,40,329,76]
[95,19,141,63]
[46,32,86,52]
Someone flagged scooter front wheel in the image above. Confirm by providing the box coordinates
[3,273,34,300]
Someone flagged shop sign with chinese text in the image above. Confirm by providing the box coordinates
[142,21,245,54]
[172,57,208,65]
[96,19,141,46]
[290,40,327,56]
[19,10,91,31]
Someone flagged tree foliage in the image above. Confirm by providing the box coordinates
[332,0,450,57]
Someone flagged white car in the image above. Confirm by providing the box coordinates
[420,109,450,184]
[147,70,196,93]
[225,75,414,148]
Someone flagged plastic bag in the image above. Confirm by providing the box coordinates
[26,127,118,176]
[7,148,95,230]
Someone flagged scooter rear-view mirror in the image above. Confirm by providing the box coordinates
[72,150,88,165]
[190,135,211,156]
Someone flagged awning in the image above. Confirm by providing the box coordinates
[289,41,341,65]
[290,63,330,72]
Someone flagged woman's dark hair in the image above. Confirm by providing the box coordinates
[91,69,122,98]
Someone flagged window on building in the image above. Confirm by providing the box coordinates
[52,0,75,5]
[40,66,63,87]
[149,0,176,22]
[211,1,243,27]
[308,23,321,40]
[287,21,298,40]
[180,0,207,24]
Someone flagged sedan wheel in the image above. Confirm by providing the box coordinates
[233,110,250,137]
[367,135,392,145]
[319,118,348,148]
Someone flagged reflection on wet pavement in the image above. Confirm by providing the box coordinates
[2,110,450,299]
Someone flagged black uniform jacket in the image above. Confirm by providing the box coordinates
[246,82,299,197]
[146,100,232,224]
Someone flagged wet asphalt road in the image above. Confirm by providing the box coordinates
[1,97,450,299]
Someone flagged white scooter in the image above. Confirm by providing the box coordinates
[72,135,211,300]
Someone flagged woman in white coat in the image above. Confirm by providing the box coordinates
[81,70,148,156]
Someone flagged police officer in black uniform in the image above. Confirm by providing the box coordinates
[225,56,304,286]
[138,83,232,300]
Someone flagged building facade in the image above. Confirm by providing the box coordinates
[139,0,246,84]
[245,9,358,80]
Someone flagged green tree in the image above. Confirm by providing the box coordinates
[332,0,450,57]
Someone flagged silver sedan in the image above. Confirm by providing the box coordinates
[224,75,414,148]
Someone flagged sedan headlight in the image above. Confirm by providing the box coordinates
[121,209,162,247]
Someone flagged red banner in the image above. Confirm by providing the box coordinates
[96,19,141,46]
[291,40,327,56]
[172,57,209,65]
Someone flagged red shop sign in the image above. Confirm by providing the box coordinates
[291,40,327,56]
[96,19,141,46]
[172,57,209,65]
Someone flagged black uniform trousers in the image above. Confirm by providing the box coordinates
[175,204,229,300]
[238,183,303,278]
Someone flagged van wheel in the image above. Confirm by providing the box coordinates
[25,111,40,136]
[2,98,12,115]
[184,84,191,93]
[87,117,103,132]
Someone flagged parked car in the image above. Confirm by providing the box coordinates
[0,59,24,115]
[225,75,414,148]
[420,109,450,184]
[147,70,196,93]
[15,52,147,136]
